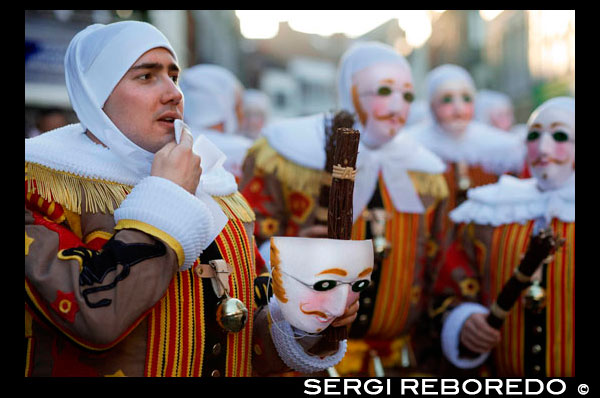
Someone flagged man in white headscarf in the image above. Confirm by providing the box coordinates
[178,64,253,180]
[430,97,575,377]
[240,41,450,376]
[25,20,355,377]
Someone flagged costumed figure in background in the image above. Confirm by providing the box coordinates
[240,41,450,376]
[429,97,574,377]
[24,21,356,377]
[474,89,515,132]
[178,64,253,181]
[474,89,530,178]
[405,65,526,242]
[239,88,272,140]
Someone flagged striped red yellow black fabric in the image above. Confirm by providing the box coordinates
[144,217,256,377]
[489,219,574,376]
[351,176,420,339]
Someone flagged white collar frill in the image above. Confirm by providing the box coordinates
[450,173,575,227]
[405,120,526,175]
[264,115,446,220]
[353,132,446,220]
[264,113,327,170]
[25,123,238,247]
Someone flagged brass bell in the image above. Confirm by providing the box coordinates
[523,280,546,312]
[216,296,248,333]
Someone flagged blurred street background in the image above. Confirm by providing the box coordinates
[25,10,574,136]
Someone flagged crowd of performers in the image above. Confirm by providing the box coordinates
[25,20,574,378]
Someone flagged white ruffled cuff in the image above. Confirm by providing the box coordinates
[441,302,491,369]
[114,176,214,270]
[268,299,347,374]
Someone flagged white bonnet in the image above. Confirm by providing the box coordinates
[527,96,575,126]
[179,64,243,135]
[474,89,513,124]
[337,41,411,115]
[64,20,177,177]
[426,64,475,102]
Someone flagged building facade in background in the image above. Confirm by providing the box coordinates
[25,10,574,132]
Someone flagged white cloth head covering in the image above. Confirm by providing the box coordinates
[64,21,231,250]
[337,41,411,118]
[474,89,513,125]
[426,64,475,103]
[243,88,271,115]
[64,21,176,178]
[179,64,243,135]
[527,96,575,131]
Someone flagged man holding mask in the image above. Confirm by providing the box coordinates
[24,20,356,377]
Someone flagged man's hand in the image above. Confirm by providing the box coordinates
[151,128,201,194]
[460,312,501,354]
[331,298,359,328]
[298,225,328,238]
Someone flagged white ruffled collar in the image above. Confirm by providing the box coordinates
[450,173,575,226]
[353,132,446,217]
[25,123,238,197]
[265,114,446,216]
[406,120,526,175]
[265,113,326,170]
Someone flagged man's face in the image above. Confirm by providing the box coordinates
[431,80,475,136]
[271,237,373,333]
[526,105,575,190]
[352,62,414,148]
[103,48,183,153]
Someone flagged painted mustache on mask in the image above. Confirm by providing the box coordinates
[531,157,571,166]
[299,304,329,319]
[445,114,471,122]
[374,113,406,124]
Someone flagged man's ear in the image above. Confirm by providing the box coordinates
[351,85,368,126]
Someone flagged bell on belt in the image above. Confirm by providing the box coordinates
[216,296,248,333]
[523,280,546,312]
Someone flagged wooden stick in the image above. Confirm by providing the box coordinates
[315,111,355,225]
[322,126,360,343]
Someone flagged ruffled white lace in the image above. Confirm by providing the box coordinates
[406,120,526,175]
[268,299,347,374]
[450,173,575,226]
[25,124,239,264]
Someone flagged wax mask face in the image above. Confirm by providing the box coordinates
[431,80,475,137]
[270,237,374,333]
[526,105,575,190]
[352,62,414,148]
